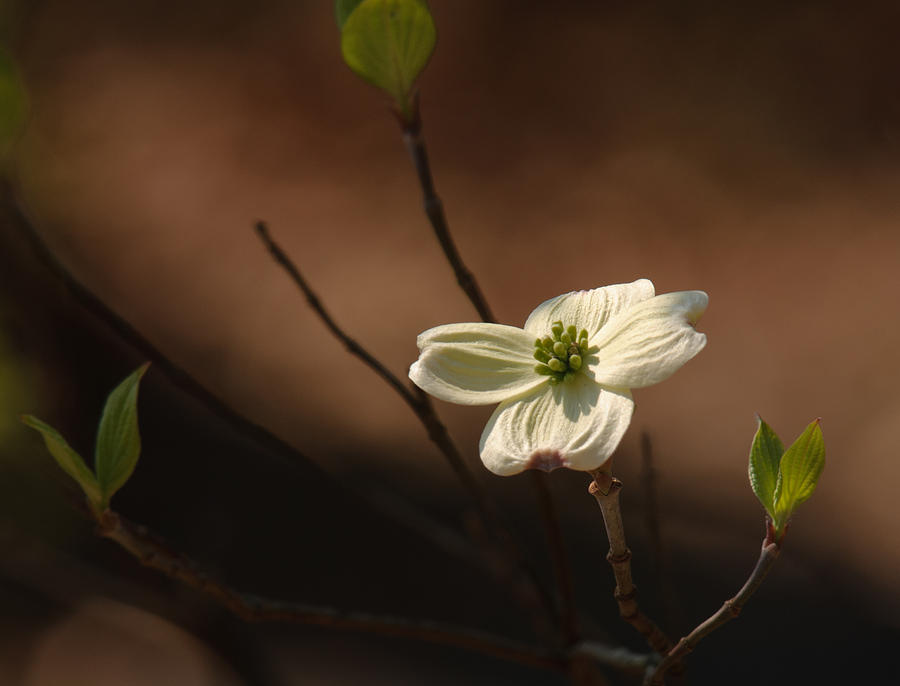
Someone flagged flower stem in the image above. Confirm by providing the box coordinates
[588,470,674,656]
[644,539,781,685]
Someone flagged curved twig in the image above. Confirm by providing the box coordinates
[398,98,495,324]
[644,540,781,685]
[254,222,558,638]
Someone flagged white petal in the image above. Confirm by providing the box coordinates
[409,323,546,405]
[478,376,635,475]
[523,279,656,339]
[589,291,708,389]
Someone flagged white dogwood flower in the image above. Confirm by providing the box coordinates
[409,279,707,476]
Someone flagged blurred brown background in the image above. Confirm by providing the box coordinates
[1,0,899,684]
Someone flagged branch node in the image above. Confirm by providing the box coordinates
[590,473,674,658]
[615,587,638,604]
[607,549,633,565]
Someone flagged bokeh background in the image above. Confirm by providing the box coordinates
[1,0,899,684]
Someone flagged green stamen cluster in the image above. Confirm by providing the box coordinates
[533,321,590,384]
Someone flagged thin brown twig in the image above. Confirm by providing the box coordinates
[254,221,417,408]
[94,509,563,671]
[588,470,674,656]
[397,98,495,324]
[395,101,576,646]
[253,221,558,638]
[644,540,781,685]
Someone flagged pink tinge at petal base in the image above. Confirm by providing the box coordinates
[526,450,568,472]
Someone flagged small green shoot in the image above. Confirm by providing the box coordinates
[337,0,436,121]
[19,414,102,512]
[94,363,150,509]
[749,417,825,541]
[21,363,150,515]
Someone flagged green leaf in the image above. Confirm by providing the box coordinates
[94,363,150,507]
[774,419,825,527]
[335,0,366,28]
[748,416,784,519]
[20,414,102,509]
[340,0,436,114]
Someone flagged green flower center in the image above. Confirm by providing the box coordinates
[533,321,590,384]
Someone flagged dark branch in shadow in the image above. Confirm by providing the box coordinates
[94,509,655,677]
[530,471,578,645]
[640,432,676,634]
[96,509,564,671]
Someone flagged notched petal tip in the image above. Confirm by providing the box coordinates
[684,290,709,327]
[525,450,568,473]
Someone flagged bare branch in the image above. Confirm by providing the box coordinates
[253,221,558,639]
[588,470,674,656]
[254,221,418,408]
[95,510,563,671]
[644,540,781,685]
[398,99,496,324]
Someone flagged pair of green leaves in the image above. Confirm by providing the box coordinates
[336,0,437,121]
[749,417,825,541]
[21,363,149,516]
